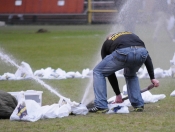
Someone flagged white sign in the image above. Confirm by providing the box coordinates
[58,0,65,6]
[15,0,22,6]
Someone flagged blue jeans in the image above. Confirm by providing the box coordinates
[93,47,148,109]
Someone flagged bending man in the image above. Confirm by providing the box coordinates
[89,31,159,113]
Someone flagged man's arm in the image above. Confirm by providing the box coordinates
[108,74,123,103]
[144,55,159,87]
[108,73,121,95]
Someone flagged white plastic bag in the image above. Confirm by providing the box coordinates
[170,90,175,96]
[58,98,88,115]
[15,61,33,79]
[107,104,129,114]
[57,103,71,118]
[142,91,166,103]
[41,103,71,119]
[10,92,42,122]
[41,97,71,119]
[71,103,88,115]
[41,104,62,119]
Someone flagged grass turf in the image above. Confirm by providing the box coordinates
[0,24,175,132]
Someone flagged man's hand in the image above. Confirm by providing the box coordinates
[112,94,123,104]
[151,79,159,87]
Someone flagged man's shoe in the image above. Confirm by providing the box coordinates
[133,106,144,112]
[88,106,108,113]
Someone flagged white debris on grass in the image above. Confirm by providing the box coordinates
[107,84,166,113]
[107,91,166,114]
[170,90,175,97]
[10,91,88,122]
[0,63,174,80]
[121,84,166,103]
[2,51,175,80]
[15,61,34,79]
[0,61,93,80]
[170,53,175,77]
[107,83,166,114]
[107,104,129,114]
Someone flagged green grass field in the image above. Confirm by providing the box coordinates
[0,24,175,132]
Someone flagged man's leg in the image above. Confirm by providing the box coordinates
[93,54,124,109]
[124,67,144,108]
[123,47,147,109]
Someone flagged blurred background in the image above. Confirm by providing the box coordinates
[0,0,173,26]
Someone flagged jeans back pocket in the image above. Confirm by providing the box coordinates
[140,50,148,63]
[115,49,130,63]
